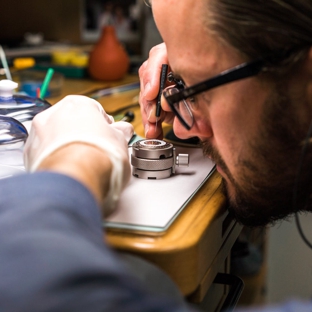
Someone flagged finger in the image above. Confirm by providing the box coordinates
[160,94,175,124]
[139,44,169,101]
[111,121,134,143]
[139,60,148,95]
[140,99,158,139]
[139,91,155,124]
[146,102,157,123]
[144,122,163,139]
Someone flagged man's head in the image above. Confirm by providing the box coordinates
[151,0,312,226]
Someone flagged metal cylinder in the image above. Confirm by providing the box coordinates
[131,139,189,180]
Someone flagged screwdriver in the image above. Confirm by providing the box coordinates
[155,64,168,129]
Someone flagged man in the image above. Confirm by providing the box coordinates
[139,0,312,227]
[0,95,191,311]
[0,1,311,311]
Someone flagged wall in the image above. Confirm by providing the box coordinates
[0,0,83,45]
[267,213,312,304]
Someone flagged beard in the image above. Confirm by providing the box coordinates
[201,81,312,227]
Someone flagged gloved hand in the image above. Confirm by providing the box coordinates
[24,95,134,216]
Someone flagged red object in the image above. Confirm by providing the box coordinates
[88,26,130,81]
[36,87,41,98]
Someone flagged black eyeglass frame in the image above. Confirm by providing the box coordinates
[163,58,265,130]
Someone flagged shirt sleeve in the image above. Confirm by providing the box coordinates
[1,172,308,312]
[0,172,192,312]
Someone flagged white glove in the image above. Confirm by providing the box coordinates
[24,95,134,215]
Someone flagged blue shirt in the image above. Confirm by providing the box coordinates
[0,172,310,312]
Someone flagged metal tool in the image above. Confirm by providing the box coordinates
[131,139,189,179]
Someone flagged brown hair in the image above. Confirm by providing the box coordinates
[208,0,312,70]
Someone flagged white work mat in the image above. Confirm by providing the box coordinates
[104,146,215,234]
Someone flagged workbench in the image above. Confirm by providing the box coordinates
[48,74,243,311]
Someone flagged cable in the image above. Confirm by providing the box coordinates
[295,213,312,249]
[293,119,312,249]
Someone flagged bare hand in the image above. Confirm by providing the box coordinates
[139,43,175,139]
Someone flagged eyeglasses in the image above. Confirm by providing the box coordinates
[163,58,265,130]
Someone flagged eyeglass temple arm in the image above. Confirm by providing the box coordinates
[168,59,264,102]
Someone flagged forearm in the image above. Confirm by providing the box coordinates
[38,143,112,215]
[0,172,191,312]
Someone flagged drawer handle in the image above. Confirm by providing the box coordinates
[213,273,244,312]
